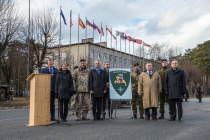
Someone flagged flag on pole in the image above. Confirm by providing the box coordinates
[120,33,127,39]
[127,36,132,41]
[143,42,150,47]
[101,26,104,36]
[86,20,96,28]
[106,27,116,40]
[79,18,86,29]
[116,31,120,36]
[94,23,101,34]
[136,39,143,44]
[60,10,67,25]
[70,10,73,28]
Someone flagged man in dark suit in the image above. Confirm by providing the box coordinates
[165,60,186,122]
[41,59,58,121]
[102,62,113,119]
[89,60,107,120]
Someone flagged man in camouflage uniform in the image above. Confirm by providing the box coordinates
[74,59,90,121]
[158,59,170,119]
[131,63,144,119]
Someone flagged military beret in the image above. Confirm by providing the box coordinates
[80,59,86,62]
[134,63,139,67]
[162,59,167,62]
[74,66,78,70]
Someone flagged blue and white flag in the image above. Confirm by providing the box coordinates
[60,10,67,25]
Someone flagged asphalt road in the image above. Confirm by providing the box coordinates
[0,98,209,140]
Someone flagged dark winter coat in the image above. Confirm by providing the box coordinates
[89,68,107,97]
[55,70,73,99]
[165,68,186,99]
[41,66,58,91]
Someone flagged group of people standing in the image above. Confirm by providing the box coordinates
[41,59,112,122]
[41,58,190,122]
[132,59,187,122]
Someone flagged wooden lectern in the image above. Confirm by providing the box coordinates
[26,73,53,126]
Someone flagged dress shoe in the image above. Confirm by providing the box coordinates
[145,117,150,120]
[131,114,137,119]
[178,118,182,122]
[102,115,105,119]
[93,117,97,120]
[50,117,56,121]
[82,116,90,120]
[158,113,164,119]
[97,117,103,120]
[152,117,158,120]
[169,118,175,121]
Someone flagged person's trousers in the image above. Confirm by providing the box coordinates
[59,99,70,120]
[50,91,55,119]
[76,93,90,117]
[132,92,144,116]
[92,97,102,118]
[170,99,183,120]
[102,91,113,117]
[145,107,157,119]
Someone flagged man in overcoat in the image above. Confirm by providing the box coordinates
[138,63,162,120]
[165,60,186,122]
[89,60,107,120]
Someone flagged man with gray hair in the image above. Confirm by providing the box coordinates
[165,60,186,122]
[138,62,162,120]
[89,60,107,120]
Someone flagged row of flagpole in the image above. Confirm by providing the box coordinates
[59,7,151,67]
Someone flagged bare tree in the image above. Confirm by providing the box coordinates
[28,10,59,72]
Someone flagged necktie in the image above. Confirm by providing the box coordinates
[49,68,53,74]
[149,71,152,76]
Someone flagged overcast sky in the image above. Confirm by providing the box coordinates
[16,0,210,54]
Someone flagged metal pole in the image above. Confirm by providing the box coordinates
[59,6,61,67]
[78,14,80,62]
[26,0,31,101]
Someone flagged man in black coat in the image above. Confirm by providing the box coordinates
[165,60,186,122]
[89,60,107,120]
[41,60,58,121]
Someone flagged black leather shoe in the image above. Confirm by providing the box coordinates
[51,117,56,121]
[152,117,158,120]
[140,115,144,119]
[145,117,150,120]
[178,118,182,122]
[159,113,164,119]
[102,115,105,119]
[97,117,103,120]
[169,118,175,121]
[93,117,97,120]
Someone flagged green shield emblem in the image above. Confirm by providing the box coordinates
[110,70,130,96]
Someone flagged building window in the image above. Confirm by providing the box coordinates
[119,57,122,63]
[103,53,107,61]
[97,51,101,60]
[109,54,112,62]
[90,50,94,58]
[124,58,127,65]
[53,53,58,60]
[61,52,66,60]
[114,56,117,63]
[128,60,131,66]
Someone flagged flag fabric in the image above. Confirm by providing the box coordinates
[101,26,104,36]
[136,39,143,44]
[116,31,120,36]
[120,32,125,36]
[106,27,116,40]
[60,10,67,25]
[86,20,96,29]
[143,42,150,47]
[70,10,73,28]
[79,18,86,29]
[132,38,137,43]
[94,23,101,34]
[120,33,127,39]
[127,36,132,41]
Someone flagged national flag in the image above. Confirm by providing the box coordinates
[136,39,143,44]
[101,26,104,36]
[143,42,150,47]
[106,27,116,40]
[116,31,120,36]
[127,36,132,41]
[60,10,67,25]
[86,20,96,29]
[131,38,137,43]
[120,33,127,39]
[70,10,73,28]
[79,18,86,29]
[94,23,101,34]
[120,32,124,36]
